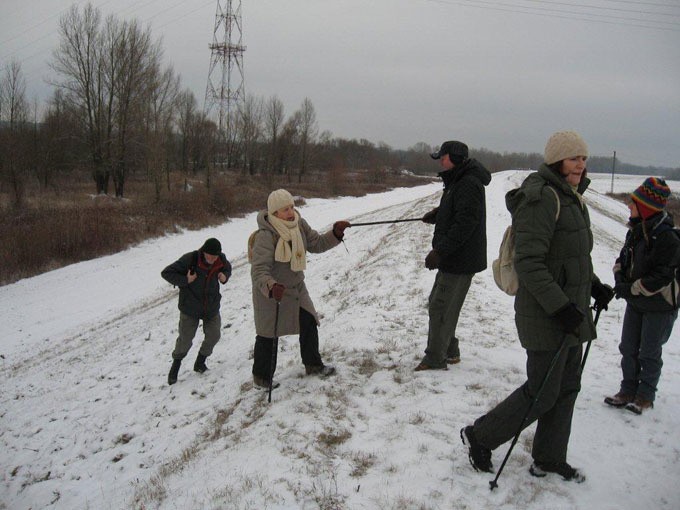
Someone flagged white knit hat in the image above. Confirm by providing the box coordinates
[544,131,588,165]
[267,189,295,214]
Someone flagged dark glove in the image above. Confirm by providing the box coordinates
[270,283,285,301]
[614,282,632,300]
[425,249,440,270]
[553,303,585,333]
[422,208,438,225]
[333,221,350,240]
[614,271,626,285]
[591,281,615,312]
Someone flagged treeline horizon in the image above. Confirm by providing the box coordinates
[1,2,678,212]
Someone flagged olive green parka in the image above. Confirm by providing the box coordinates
[508,164,597,351]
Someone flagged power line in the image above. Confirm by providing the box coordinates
[425,0,680,30]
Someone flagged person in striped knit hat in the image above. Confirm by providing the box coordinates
[606,177,680,414]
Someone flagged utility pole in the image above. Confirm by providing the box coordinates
[204,0,246,167]
[610,150,616,194]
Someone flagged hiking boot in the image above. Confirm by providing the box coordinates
[414,361,448,371]
[604,391,634,407]
[305,365,336,377]
[194,353,208,373]
[168,359,182,385]
[253,375,280,389]
[460,426,493,473]
[530,461,585,483]
[447,356,461,365]
[625,396,654,415]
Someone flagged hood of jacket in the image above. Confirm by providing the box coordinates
[505,164,591,214]
[438,158,492,189]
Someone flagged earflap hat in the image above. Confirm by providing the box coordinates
[631,177,670,219]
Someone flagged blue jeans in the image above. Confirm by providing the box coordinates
[619,305,677,402]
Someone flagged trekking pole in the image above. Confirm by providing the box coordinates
[268,301,280,404]
[580,306,601,370]
[489,336,569,491]
[349,218,423,227]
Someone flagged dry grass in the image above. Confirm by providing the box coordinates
[0,169,430,285]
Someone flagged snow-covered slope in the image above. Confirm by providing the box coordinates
[2,172,679,509]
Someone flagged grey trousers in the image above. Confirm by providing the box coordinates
[619,305,677,402]
[171,312,221,360]
[422,271,473,367]
[473,344,583,464]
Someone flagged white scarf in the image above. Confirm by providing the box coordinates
[268,211,306,272]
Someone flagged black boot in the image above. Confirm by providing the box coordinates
[168,359,182,385]
[194,353,208,373]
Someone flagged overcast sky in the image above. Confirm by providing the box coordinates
[2,0,679,167]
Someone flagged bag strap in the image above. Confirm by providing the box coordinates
[546,185,560,222]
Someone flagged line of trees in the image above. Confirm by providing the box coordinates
[2,3,677,211]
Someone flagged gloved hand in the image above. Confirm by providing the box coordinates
[333,221,350,240]
[614,282,632,300]
[553,303,585,333]
[270,283,285,301]
[614,270,626,285]
[591,281,615,311]
[425,249,440,270]
[422,208,438,225]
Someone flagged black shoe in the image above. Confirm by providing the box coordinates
[168,359,182,385]
[530,461,585,483]
[253,375,280,389]
[305,364,336,377]
[460,426,493,473]
[194,353,208,373]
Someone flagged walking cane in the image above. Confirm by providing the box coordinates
[349,218,423,227]
[268,301,280,404]
[580,306,601,370]
[489,335,569,491]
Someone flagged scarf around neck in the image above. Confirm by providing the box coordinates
[268,211,306,272]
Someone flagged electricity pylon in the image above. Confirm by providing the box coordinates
[204,0,245,140]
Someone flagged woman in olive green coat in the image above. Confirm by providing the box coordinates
[461,131,613,483]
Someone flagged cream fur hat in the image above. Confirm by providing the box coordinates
[544,131,588,165]
[267,189,295,215]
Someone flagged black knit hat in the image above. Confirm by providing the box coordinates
[201,238,221,255]
[430,140,469,164]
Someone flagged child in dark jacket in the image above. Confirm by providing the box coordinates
[161,238,232,385]
[605,178,680,413]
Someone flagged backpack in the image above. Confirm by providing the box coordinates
[492,186,560,296]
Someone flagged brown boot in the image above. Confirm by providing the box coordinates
[625,396,654,415]
[604,392,634,407]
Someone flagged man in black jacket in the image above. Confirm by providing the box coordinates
[161,238,232,385]
[416,141,491,371]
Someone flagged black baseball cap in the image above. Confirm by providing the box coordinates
[430,140,469,160]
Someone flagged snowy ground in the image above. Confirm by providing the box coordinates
[2,171,679,510]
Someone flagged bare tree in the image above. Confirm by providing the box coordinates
[176,89,196,182]
[0,60,30,208]
[144,64,179,201]
[51,3,110,194]
[295,97,318,183]
[263,95,284,174]
[236,94,263,175]
[107,16,160,197]
[51,3,163,197]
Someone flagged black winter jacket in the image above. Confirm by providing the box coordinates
[432,158,491,274]
[615,211,680,312]
[161,250,232,319]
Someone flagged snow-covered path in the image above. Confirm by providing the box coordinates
[2,172,679,509]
